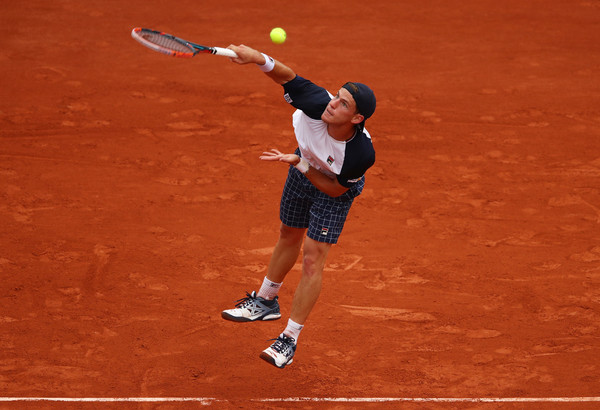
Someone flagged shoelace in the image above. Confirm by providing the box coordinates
[234,291,256,308]
[270,336,295,354]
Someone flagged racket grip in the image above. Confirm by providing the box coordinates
[212,47,238,58]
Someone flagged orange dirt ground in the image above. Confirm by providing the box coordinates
[1,0,600,409]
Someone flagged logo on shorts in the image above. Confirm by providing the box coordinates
[284,93,293,104]
[321,227,329,236]
[327,155,334,165]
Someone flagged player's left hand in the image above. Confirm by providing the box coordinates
[259,149,300,166]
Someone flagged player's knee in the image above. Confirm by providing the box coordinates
[301,255,323,278]
[301,241,330,278]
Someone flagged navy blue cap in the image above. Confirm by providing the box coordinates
[342,82,376,128]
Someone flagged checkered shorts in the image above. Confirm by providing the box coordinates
[279,165,365,244]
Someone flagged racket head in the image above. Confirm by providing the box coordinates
[131,27,198,58]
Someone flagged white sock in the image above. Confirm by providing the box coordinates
[282,318,304,343]
[257,276,281,300]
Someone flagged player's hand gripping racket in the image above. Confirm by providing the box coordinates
[131,27,237,58]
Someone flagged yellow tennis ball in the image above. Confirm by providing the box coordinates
[270,27,286,44]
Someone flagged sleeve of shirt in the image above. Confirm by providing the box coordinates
[336,133,376,188]
[282,75,331,120]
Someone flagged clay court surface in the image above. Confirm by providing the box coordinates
[1,0,600,408]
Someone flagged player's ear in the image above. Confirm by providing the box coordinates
[351,113,364,125]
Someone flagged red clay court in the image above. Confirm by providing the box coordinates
[1,0,600,408]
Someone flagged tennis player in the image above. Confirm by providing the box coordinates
[221,44,376,369]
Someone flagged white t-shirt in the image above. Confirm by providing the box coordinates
[283,76,375,188]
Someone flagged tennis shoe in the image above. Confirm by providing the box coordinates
[221,291,281,322]
[260,334,296,369]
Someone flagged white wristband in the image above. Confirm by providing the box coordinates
[258,53,275,72]
[295,158,309,174]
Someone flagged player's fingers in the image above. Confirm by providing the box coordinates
[259,151,279,160]
[227,45,245,63]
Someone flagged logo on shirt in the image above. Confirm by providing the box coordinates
[327,155,334,166]
[284,93,293,104]
[321,227,329,236]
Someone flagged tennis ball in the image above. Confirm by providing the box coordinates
[270,27,286,44]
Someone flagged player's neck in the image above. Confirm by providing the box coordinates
[327,123,357,141]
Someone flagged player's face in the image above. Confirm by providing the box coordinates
[321,88,363,126]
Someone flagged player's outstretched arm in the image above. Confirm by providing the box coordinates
[227,44,295,85]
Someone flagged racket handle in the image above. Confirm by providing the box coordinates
[212,47,238,58]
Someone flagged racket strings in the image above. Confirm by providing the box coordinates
[142,32,192,53]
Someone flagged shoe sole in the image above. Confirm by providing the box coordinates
[259,351,293,368]
[221,311,281,322]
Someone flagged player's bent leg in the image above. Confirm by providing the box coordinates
[222,225,304,323]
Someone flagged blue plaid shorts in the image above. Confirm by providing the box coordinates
[279,165,365,244]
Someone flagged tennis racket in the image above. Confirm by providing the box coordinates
[131,27,238,58]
